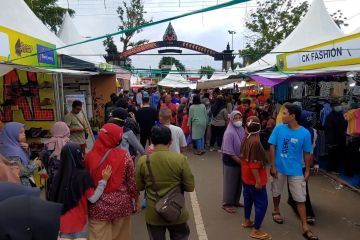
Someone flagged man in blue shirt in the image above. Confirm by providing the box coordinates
[268,103,318,240]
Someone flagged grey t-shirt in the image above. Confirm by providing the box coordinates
[211,108,228,127]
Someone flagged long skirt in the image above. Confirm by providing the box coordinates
[223,164,242,207]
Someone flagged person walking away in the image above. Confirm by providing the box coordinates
[226,95,234,113]
[136,89,143,107]
[268,103,318,240]
[181,107,190,141]
[42,122,70,199]
[136,125,195,240]
[240,116,271,240]
[221,111,245,213]
[189,95,208,155]
[104,93,119,122]
[64,100,89,155]
[159,108,187,153]
[177,97,188,126]
[49,143,112,240]
[108,108,145,158]
[0,122,42,186]
[151,90,161,110]
[161,95,178,125]
[136,92,158,148]
[324,102,347,174]
[85,123,140,240]
[209,96,228,152]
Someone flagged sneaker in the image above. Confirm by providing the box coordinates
[306,216,316,224]
[209,147,215,152]
[217,149,222,153]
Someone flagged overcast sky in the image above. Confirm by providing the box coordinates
[56,0,360,71]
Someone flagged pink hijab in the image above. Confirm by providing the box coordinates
[44,122,70,160]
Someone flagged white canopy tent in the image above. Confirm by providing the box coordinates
[239,0,344,73]
[58,13,106,65]
[209,71,229,80]
[158,65,197,89]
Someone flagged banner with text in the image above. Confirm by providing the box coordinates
[277,33,360,71]
[0,25,57,67]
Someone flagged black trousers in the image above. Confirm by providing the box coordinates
[327,145,344,172]
[210,125,226,148]
[140,131,151,148]
[146,223,190,240]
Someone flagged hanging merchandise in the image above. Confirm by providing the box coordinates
[345,108,360,135]
[318,81,332,97]
[273,84,289,102]
[332,82,347,97]
[320,103,332,127]
[290,82,305,99]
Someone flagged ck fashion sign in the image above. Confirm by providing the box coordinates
[277,32,360,71]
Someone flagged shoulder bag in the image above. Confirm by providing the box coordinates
[146,155,185,223]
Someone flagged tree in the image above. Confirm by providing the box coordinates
[198,66,215,79]
[25,0,75,33]
[103,36,120,64]
[331,10,349,28]
[241,0,348,65]
[158,57,185,72]
[117,0,152,52]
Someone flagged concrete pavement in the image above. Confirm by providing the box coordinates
[132,151,360,240]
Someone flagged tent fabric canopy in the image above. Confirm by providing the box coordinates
[158,64,197,89]
[58,13,106,66]
[239,0,344,73]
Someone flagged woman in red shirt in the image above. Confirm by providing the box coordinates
[240,116,271,240]
[49,143,112,239]
[85,123,140,240]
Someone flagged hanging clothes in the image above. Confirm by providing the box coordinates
[273,84,289,102]
[290,82,305,99]
[332,82,347,97]
[345,108,360,135]
[320,103,332,127]
[318,82,332,97]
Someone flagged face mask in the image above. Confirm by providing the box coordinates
[334,106,343,112]
[233,121,243,128]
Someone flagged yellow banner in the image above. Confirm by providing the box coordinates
[277,32,360,71]
[0,25,57,67]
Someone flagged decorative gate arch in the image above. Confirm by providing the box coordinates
[119,23,234,64]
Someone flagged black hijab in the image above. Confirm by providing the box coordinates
[0,195,61,240]
[211,96,226,117]
[49,143,94,214]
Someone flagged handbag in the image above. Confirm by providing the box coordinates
[146,155,185,223]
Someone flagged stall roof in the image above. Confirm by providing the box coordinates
[158,65,197,89]
[239,0,344,73]
[58,13,106,65]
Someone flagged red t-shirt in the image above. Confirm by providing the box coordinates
[241,161,267,186]
[181,114,190,135]
[60,188,94,234]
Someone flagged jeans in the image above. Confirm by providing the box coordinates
[193,137,205,151]
[243,184,268,230]
[146,223,190,240]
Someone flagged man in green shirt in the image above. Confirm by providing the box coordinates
[64,100,88,154]
[136,125,195,240]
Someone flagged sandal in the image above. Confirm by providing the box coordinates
[241,220,254,228]
[272,212,284,224]
[249,230,272,239]
[222,206,237,213]
[302,230,319,240]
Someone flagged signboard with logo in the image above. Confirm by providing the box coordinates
[0,26,57,67]
[277,32,360,71]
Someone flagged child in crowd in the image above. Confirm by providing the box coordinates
[240,116,271,240]
[181,107,190,140]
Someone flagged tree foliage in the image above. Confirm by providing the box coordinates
[241,0,348,65]
[117,0,152,52]
[25,0,75,33]
[198,66,215,79]
[158,57,185,72]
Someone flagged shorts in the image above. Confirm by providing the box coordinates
[271,173,306,203]
[60,225,88,239]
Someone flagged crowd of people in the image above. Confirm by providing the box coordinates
[0,86,339,240]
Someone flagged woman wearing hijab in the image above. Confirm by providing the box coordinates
[85,123,140,240]
[0,154,21,184]
[210,95,228,151]
[43,122,71,198]
[0,122,42,186]
[221,110,245,213]
[240,116,271,240]
[49,143,112,240]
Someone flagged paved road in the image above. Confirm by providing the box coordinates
[132,151,360,240]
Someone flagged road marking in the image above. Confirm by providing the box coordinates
[190,190,208,240]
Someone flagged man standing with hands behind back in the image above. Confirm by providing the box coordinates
[268,103,318,240]
[65,100,88,155]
